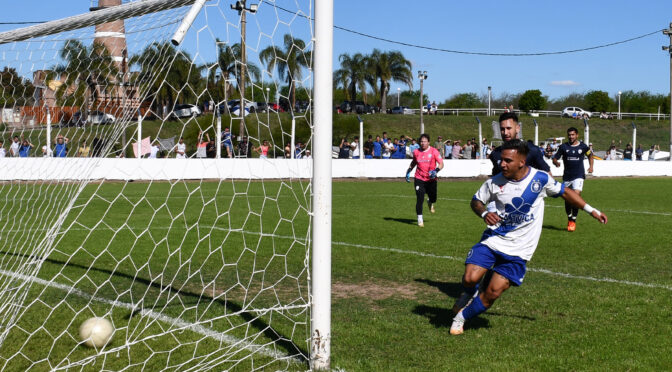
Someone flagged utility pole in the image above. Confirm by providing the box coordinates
[664,23,672,161]
[417,70,427,135]
[231,1,257,142]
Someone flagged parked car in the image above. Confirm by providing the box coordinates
[59,111,83,127]
[256,102,268,113]
[391,106,412,114]
[87,110,115,124]
[294,101,310,113]
[340,100,375,114]
[172,104,201,118]
[562,106,592,118]
[228,99,256,113]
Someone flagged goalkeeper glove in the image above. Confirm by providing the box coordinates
[405,169,412,183]
[429,167,440,180]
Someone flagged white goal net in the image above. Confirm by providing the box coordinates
[0,0,323,370]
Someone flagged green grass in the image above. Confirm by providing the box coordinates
[0,177,670,370]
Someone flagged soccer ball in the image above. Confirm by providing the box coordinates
[79,317,114,348]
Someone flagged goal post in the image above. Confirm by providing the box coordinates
[0,0,331,370]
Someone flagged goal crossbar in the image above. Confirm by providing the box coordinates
[0,0,196,45]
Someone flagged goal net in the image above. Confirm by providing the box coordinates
[0,0,322,370]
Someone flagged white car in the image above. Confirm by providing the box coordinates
[173,104,201,118]
[562,107,592,118]
[391,106,412,114]
[87,111,115,124]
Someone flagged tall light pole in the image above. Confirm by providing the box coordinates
[418,70,427,135]
[397,87,400,107]
[618,91,622,120]
[231,0,257,141]
[488,86,492,116]
[663,23,672,161]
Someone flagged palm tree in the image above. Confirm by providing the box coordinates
[53,39,119,116]
[367,49,413,111]
[214,39,261,102]
[129,42,204,116]
[334,52,370,103]
[259,34,311,111]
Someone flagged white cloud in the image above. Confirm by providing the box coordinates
[550,80,580,86]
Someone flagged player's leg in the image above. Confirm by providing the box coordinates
[563,179,576,231]
[571,179,583,229]
[426,180,437,213]
[414,179,426,227]
[452,244,494,314]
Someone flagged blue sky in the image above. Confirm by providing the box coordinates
[2,0,672,103]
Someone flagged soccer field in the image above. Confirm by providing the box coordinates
[0,177,670,370]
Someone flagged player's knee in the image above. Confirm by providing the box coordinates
[483,285,504,304]
[462,272,482,287]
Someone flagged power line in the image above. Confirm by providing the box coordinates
[272,4,662,56]
[0,22,47,25]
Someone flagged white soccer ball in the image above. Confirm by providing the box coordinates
[79,317,114,348]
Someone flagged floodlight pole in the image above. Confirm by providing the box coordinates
[231,0,257,141]
[311,0,333,369]
[216,110,222,159]
[583,118,589,148]
[534,119,539,146]
[632,122,637,156]
[46,107,52,157]
[476,117,482,159]
[418,70,427,135]
[487,86,492,116]
[358,115,364,162]
[137,110,142,159]
[664,23,672,161]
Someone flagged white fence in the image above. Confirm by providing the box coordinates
[404,108,670,120]
[1,158,671,181]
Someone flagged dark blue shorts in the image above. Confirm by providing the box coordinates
[465,243,527,286]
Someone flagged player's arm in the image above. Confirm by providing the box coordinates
[552,148,562,168]
[470,198,501,226]
[536,146,551,171]
[587,149,594,174]
[561,188,607,224]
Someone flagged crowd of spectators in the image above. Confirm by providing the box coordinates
[336,131,494,160]
[540,137,661,161]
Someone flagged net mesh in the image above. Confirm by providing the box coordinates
[0,0,314,370]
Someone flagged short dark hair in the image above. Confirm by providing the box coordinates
[567,127,578,134]
[419,133,430,142]
[501,139,529,157]
[498,111,519,124]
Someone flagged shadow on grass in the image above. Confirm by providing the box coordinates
[383,217,417,225]
[414,278,463,300]
[542,224,566,231]
[412,305,490,330]
[0,249,308,363]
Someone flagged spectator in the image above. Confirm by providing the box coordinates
[255,140,270,159]
[383,139,394,159]
[295,142,303,159]
[382,132,389,144]
[606,145,617,160]
[434,136,445,158]
[391,138,406,159]
[221,127,233,158]
[338,138,350,159]
[77,140,91,157]
[482,144,492,159]
[174,137,186,159]
[550,139,559,152]
[544,144,554,159]
[304,149,312,159]
[363,136,374,159]
[205,135,217,158]
[284,143,291,158]
[372,135,382,159]
[472,140,479,159]
[451,140,462,159]
[648,144,660,161]
[9,136,20,157]
[351,136,361,159]
[18,138,33,157]
[463,140,473,159]
[430,101,438,115]
[623,143,633,161]
[399,135,408,146]
[635,144,643,161]
[0,140,5,158]
[238,136,252,158]
[444,140,453,159]
[53,135,68,157]
[196,131,208,158]
[409,138,420,154]
[149,141,160,158]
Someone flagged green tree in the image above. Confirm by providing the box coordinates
[444,93,482,108]
[366,49,413,111]
[212,39,260,102]
[130,42,205,115]
[259,34,311,111]
[518,89,546,112]
[53,39,119,115]
[0,67,34,106]
[584,90,612,112]
[334,53,369,103]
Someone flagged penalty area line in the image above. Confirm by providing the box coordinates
[0,269,305,363]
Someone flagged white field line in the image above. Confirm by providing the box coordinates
[25,223,672,292]
[0,269,305,363]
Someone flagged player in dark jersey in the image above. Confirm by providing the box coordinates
[552,127,593,232]
[489,112,550,175]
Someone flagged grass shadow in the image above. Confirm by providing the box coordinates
[383,217,417,225]
[543,224,566,231]
[414,278,463,300]
[0,249,309,363]
[412,304,490,330]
